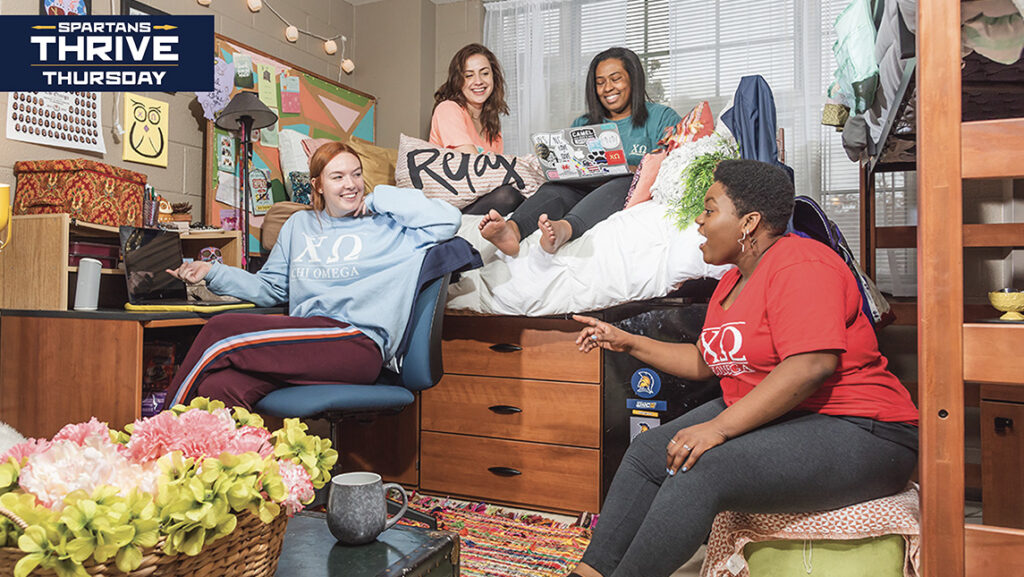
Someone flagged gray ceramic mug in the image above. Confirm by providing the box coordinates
[327,472,409,545]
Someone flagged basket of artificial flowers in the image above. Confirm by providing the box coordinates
[0,398,337,577]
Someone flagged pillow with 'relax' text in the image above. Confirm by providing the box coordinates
[395,134,545,210]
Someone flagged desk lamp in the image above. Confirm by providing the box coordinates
[215,91,277,270]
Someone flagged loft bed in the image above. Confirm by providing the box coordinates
[851,0,1024,289]
[916,2,1024,577]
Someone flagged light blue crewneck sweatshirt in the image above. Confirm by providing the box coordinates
[204,185,461,360]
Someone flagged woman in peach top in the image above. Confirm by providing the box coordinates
[430,43,525,215]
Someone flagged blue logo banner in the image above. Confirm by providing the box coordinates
[0,16,214,92]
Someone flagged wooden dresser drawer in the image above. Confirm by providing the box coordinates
[422,374,600,448]
[442,316,600,382]
[420,432,600,513]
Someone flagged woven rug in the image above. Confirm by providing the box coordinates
[401,494,596,577]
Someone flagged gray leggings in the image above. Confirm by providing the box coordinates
[509,174,632,240]
[581,398,917,577]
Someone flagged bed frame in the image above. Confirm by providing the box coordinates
[917,3,1024,576]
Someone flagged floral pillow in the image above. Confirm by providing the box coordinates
[394,134,545,209]
[657,101,714,154]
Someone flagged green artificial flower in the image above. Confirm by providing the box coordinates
[171,397,226,416]
[0,460,21,495]
[15,525,85,577]
[157,452,197,491]
[113,490,160,573]
[272,419,337,488]
[231,407,265,429]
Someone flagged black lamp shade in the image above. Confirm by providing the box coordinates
[215,91,278,131]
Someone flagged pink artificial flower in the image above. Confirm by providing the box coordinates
[52,417,113,448]
[123,408,238,462]
[225,426,274,458]
[0,438,51,465]
[19,440,159,509]
[278,460,314,516]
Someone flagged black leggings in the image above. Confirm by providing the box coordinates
[509,174,632,240]
[581,398,918,577]
[461,185,526,216]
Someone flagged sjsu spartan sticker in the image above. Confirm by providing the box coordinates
[630,368,661,399]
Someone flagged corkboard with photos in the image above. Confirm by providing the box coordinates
[204,34,376,254]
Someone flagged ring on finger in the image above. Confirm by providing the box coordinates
[669,439,677,445]
[590,334,598,341]
[682,444,692,451]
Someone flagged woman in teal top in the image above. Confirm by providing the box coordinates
[479,47,681,257]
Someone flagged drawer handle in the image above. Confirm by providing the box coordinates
[488,466,522,477]
[995,417,1014,434]
[489,343,522,353]
[488,405,523,415]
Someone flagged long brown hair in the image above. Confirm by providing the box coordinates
[308,141,362,214]
[433,43,508,144]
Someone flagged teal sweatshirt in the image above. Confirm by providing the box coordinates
[204,185,461,360]
[573,101,682,165]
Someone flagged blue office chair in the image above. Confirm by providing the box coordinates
[253,271,450,446]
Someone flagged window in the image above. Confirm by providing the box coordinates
[485,0,915,293]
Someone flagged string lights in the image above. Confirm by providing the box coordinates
[200,0,353,73]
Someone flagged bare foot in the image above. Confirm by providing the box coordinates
[538,214,573,254]
[479,209,522,257]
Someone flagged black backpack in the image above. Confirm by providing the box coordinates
[789,195,895,329]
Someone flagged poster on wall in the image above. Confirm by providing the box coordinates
[123,92,169,167]
[6,91,105,154]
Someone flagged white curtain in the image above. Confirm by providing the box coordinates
[484,0,829,199]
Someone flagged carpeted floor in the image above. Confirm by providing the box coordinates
[401,494,595,577]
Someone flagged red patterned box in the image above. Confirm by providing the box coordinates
[13,159,146,227]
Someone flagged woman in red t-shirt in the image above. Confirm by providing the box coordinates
[567,159,918,577]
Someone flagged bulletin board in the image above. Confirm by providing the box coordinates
[204,34,376,253]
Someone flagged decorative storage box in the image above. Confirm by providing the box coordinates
[13,159,145,227]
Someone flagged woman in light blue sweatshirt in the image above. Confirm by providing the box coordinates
[163,141,462,410]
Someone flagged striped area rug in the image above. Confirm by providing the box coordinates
[403,495,596,577]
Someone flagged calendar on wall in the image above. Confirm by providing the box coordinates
[6,91,105,154]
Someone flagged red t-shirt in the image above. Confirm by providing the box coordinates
[700,235,918,424]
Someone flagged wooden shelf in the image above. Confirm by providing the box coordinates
[876,224,1024,249]
[963,323,1024,384]
[962,119,1024,180]
[887,300,992,326]
[67,266,124,275]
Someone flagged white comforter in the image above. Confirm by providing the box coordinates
[447,200,731,316]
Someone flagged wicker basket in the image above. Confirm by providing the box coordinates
[0,505,288,577]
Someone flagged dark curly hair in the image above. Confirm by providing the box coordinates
[713,159,794,233]
[433,44,508,144]
[583,47,649,128]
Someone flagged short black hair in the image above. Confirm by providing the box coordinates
[713,159,794,233]
[583,47,649,128]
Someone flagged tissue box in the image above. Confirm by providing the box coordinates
[14,159,146,227]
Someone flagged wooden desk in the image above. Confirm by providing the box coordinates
[0,308,283,438]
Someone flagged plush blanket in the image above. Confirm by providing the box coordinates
[447,200,731,316]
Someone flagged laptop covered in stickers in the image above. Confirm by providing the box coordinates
[530,122,630,182]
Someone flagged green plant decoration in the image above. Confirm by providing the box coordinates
[669,140,740,230]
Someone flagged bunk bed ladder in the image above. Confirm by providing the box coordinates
[918,3,1024,577]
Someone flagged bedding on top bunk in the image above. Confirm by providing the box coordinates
[838,0,1024,163]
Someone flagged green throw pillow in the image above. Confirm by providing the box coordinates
[744,534,905,577]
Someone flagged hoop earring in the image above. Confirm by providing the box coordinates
[737,229,748,253]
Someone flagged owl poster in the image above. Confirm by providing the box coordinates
[123,93,169,167]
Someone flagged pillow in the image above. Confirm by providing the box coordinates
[657,101,714,154]
[278,128,312,199]
[395,134,545,209]
[260,201,312,253]
[301,137,398,195]
[622,150,666,209]
[288,171,312,206]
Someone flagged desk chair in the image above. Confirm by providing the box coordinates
[253,271,450,443]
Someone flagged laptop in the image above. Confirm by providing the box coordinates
[120,226,248,309]
[530,122,630,181]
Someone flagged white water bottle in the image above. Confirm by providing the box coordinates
[73,257,102,311]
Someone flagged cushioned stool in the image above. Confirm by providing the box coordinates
[700,485,920,577]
